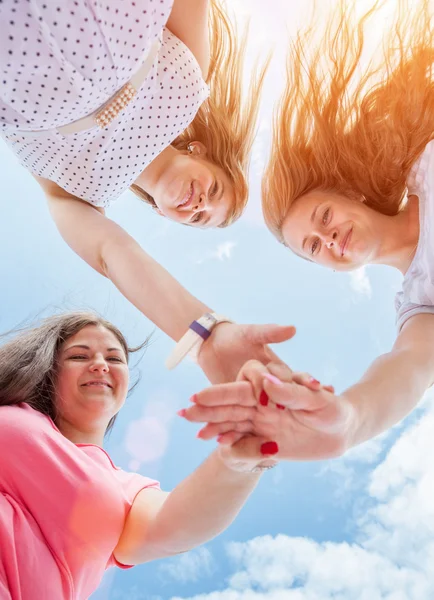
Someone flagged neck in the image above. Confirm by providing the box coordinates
[134,145,178,194]
[56,417,107,447]
[371,195,420,274]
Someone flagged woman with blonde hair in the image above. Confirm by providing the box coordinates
[0,0,290,385]
[0,310,279,600]
[175,0,434,462]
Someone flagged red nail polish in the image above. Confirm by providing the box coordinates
[177,409,187,417]
[216,434,223,443]
[260,441,279,455]
[259,390,269,406]
[310,377,320,385]
[276,404,285,410]
[190,394,197,403]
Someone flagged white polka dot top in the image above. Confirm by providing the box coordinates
[0,0,209,207]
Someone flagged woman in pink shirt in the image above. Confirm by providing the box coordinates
[0,311,279,600]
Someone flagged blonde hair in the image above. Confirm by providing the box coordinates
[262,0,434,244]
[131,0,270,227]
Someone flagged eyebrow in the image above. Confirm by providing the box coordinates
[64,344,123,353]
[301,205,320,251]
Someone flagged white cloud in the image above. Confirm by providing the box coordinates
[159,548,216,585]
[215,242,237,261]
[348,267,372,299]
[170,396,434,600]
[196,242,237,265]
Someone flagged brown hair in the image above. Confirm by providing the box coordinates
[131,0,270,227]
[0,311,145,435]
[262,0,434,244]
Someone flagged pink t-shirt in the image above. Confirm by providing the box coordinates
[0,403,160,600]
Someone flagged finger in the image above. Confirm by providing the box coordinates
[262,378,328,411]
[323,384,335,393]
[197,420,254,440]
[216,431,246,445]
[191,381,257,408]
[225,436,279,464]
[179,404,257,424]
[291,372,335,393]
[266,361,294,383]
[236,359,270,405]
[247,324,296,345]
[291,372,322,390]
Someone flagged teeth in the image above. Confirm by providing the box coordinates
[179,184,193,207]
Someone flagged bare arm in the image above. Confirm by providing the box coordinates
[343,313,434,446]
[37,178,296,383]
[166,0,211,78]
[179,314,434,460]
[113,448,261,565]
[41,180,209,341]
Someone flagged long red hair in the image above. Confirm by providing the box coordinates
[262,0,434,243]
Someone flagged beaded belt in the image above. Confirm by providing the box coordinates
[57,37,160,135]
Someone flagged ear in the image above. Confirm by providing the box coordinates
[188,141,208,157]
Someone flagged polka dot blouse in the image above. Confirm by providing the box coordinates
[0,0,209,208]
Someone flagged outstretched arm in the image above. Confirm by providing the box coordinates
[180,313,434,459]
[40,181,295,382]
[45,186,209,341]
[341,312,434,446]
[113,443,277,565]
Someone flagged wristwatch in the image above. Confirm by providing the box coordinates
[165,312,233,370]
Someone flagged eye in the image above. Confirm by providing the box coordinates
[310,238,320,255]
[69,355,88,360]
[107,356,123,362]
[211,180,218,197]
[190,212,203,224]
[322,208,330,225]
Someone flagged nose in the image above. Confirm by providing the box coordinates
[325,230,338,249]
[89,355,109,373]
[193,192,207,211]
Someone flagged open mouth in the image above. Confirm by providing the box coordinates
[177,183,194,208]
[340,227,352,257]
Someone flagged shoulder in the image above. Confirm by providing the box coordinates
[0,403,56,445]
[407,140,434,198]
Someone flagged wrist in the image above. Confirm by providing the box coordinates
[339,393,363,452]
[166,312,233,370]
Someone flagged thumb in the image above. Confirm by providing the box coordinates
[220,435,279,469]
[246,324,296,345]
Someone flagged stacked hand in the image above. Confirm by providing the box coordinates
[178,359,356,463]
[197,322,297,384]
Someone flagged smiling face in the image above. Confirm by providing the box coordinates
[54,325,129,435]
[281,190,382,271]
[150,151,235,228]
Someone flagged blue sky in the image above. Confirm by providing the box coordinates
[2,0,434,598]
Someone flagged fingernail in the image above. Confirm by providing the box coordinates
[276,404,285,410]
[177,409,187,417]
[190,394,197,403]
[263,373,284,386]
[309,377,320,385]
[259,390,269,406]
[260,441,279,455]
[216,435,223,443]
[196,429,204,438]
